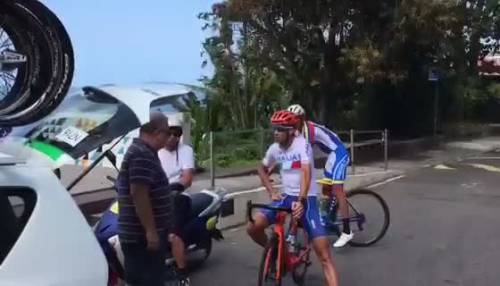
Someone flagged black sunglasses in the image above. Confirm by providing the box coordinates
[167,127,183,137]
[272,125,294,132]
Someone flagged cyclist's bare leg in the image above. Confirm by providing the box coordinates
[312,236,340,286]
[169,234,187,269]
[333,184,350,232]
[246,213,270,247]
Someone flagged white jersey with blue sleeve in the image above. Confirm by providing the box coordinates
[302,121,348,156]
[302,121,350,185]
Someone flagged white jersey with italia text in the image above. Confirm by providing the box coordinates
[262,135,317,196]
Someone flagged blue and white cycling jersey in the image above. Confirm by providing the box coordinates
[302,121,348,157]
[302,121,350,185]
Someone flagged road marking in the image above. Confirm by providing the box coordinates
[227,187,277,198]
[227,173,404,197]
[367,175,406,189]
[466,157,500,160]
[434,164,456,170]
[468,163,500,173]
[350,171,393,177]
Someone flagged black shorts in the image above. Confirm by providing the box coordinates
[171,192,191,237]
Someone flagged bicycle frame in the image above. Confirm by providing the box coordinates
[322,196,367,234]
[247,201,312,281]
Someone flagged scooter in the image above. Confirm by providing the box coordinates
[93,182,227,285]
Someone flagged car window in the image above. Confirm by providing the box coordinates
[0,188,37,265]
[23,89,140,160]
[150,92,197,113]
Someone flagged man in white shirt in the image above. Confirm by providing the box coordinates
[158,116,194,286]
[158,118,194,189]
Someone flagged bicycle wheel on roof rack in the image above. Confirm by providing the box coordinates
[0,1,38,117]
[258,234,284,286]
[15,0,74,124]
[0,0,73,127]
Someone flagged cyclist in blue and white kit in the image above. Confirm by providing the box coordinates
[287,104,353,247]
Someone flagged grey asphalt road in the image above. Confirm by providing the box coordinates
[188,151,500,286]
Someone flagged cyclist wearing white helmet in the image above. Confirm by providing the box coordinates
[287,104,353,248]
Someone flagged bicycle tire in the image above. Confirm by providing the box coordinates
[0,0,73,126]
[346,189,390,247]
[0,0,57,124]
[16,0,73,123]
[291,229,310,286]
[258,234,283,286]
[0,1,40,114]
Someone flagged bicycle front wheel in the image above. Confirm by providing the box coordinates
[258,234,283,286]
[346,189,390,247]
[291,228,310,286]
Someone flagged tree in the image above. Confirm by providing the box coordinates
[199,3,288,131]
[200,0,500,135]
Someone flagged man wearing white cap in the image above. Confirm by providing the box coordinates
[158,114,194,286]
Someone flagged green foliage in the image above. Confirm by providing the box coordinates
[196,0,500,141]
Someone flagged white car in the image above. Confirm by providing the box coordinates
[7,82,201,170]
[0,151,108,286]
[0,82,205,285]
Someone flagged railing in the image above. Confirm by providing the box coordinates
[198,128,389,188]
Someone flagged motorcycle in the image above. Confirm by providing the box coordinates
[93,181,227,285]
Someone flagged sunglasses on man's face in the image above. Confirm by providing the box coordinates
[272,125,293,132]
[167,128,182,138]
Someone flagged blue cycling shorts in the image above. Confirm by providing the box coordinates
[259,195,327,240]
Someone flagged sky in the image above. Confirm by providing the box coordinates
[42,0,217,87]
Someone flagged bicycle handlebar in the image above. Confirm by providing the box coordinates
[246,200,292,223]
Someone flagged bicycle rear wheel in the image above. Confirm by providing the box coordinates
[346,189,390,247]
[258,234,283,286]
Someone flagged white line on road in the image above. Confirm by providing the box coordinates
[468,163,500,173]
[228,174,406,197]
[367,175,406,189]
[465,157,500,160]
[350,171,394,177]
[227,187,274,198]
[434,164,456,170]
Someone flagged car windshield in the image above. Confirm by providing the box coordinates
[150,91,199,113]
[23,89,140,159]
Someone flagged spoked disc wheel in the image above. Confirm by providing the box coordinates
[0,0,73,127]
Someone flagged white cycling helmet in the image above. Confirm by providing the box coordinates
[287,104,306,116]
